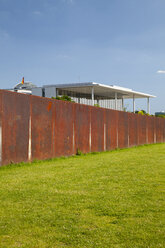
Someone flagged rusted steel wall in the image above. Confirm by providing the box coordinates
[54,100,74,157]
[91,107,105,152]
[158,117,165,143]
[155,117,161,143]
[160,118,165,143]
[128,113,138,147]
[105,109,118,150]
[0,90,165,166]
[0,90,30,165]
[138,115,147,145]
[118,111,129,148]
[147,116,155,144]
[31,96,54,161]
[74,104,91,154]
[163,118,165,142]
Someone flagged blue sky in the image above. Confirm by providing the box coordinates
[0,0,165,113]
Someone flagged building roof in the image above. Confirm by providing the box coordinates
[43,82,156,100]
[14,82,37,91]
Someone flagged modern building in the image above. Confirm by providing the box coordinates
[32,82,156,113]
[5,81,155,113]
[155,111,165,116]
[6,82,37,95]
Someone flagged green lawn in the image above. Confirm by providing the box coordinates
[0,144,165,248]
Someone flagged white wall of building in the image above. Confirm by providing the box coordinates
[32,87,42,97]
[45,86,57,98]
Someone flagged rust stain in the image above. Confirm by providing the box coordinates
[47,102,52,111]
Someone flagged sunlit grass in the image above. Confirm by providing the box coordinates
[0,144,165,248]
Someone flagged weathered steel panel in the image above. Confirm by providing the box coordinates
[147,116,154,144]
[128,113,138,147]
[106,109,118,150]
[155,117,160,143]
[54,100,74,157]
[160,118,164,142]
[155,117,164,143]
[91,107,105,152]
[74,104,90,154]
[31,96,54,160]
[154,117,158,143]
[162,118,165,142]
[118,111,128,148]
[161,118,165,142]
[2,91,30,165]
[138,114,147,145]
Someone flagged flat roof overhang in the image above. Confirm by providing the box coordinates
[43,82,156,100]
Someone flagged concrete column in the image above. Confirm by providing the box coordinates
[54,87,57,98]
[147,97,150,114]
[122,97,124,111]
[115,92,117,110]
[133,95,135,113]
[91,87,94,106]
[56,88,59,97]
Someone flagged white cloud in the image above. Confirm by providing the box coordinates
[62,0,74,4]
[32,11,42,16]
[56,54,70,59]
[157,70,165,74]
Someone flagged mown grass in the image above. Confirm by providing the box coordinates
[0,144,165,248]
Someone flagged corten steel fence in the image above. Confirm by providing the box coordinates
[0,90,164,166]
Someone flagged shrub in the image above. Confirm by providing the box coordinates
[156,114,165,118]
[76,149,83,156]
[52,95,75,102]
[94,103,100,107]
[138,110,145,115]
[135,110,149,116]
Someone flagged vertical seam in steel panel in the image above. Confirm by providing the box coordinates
[52,102,55,157]
[28,99,32,161]
[128,115,129,147]
[73,122,75,154]
[89,108,91,152]
[89,122,91,152]
[54,101,57,156]
[146,119,148,144]
[137,116,139,146]
[162,120,164,143]
[104,123,106,151]
[154,119,156,143]
[0,123,2,166]
[116,114,118,148]
[73,104,75,155]
[28,116,32,161]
